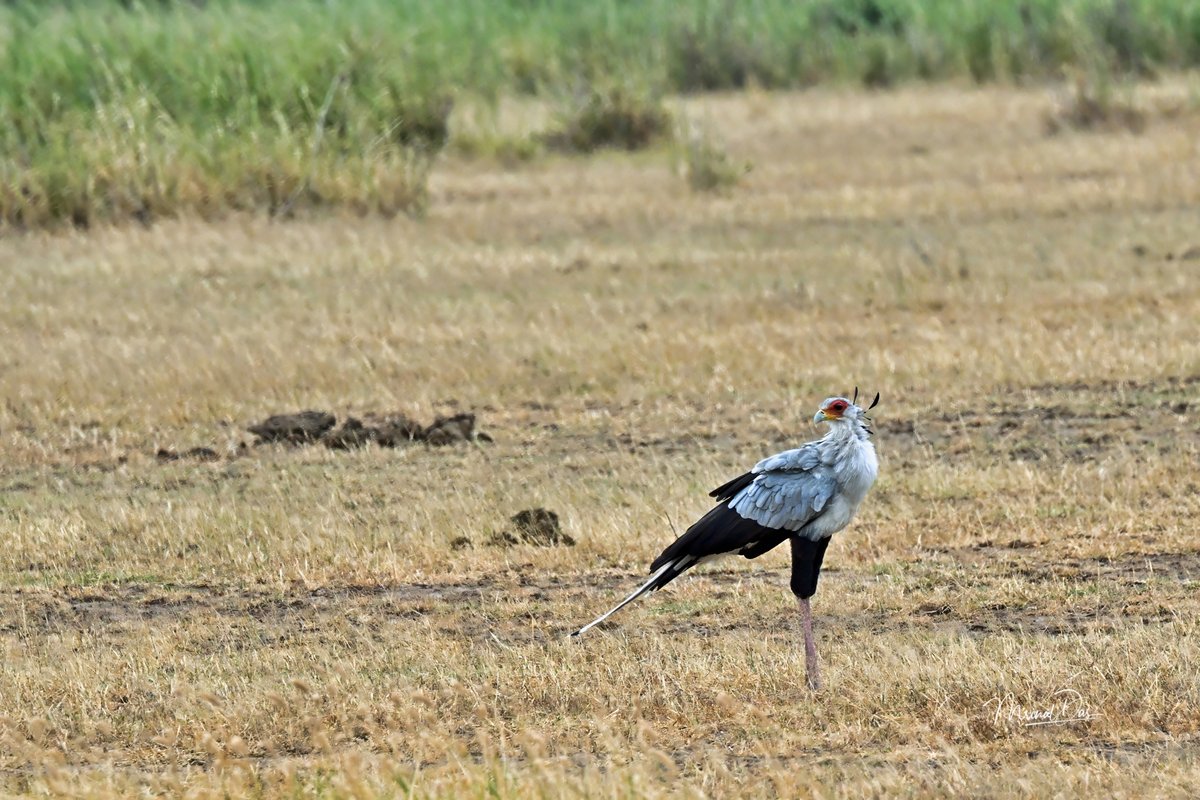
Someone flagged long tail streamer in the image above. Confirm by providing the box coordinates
[571,560,678,637]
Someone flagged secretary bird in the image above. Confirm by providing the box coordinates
[573,391,880,689]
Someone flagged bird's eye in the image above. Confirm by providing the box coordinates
[831,401,847,411]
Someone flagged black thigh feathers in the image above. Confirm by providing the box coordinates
[790,536,832,599]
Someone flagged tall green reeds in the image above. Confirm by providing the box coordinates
[2,0,1197,228]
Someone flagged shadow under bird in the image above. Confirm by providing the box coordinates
[572,391,881,689]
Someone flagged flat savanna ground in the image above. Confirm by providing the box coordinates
[2,84,1199,797]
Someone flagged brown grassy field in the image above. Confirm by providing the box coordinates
[2,82,1200,798]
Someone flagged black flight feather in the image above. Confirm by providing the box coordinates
[708,471,756,502]
[649,502,791,575]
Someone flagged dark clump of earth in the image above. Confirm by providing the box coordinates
[485,508,575,548]
[422,413,493,446]
[156,446,221,462]
[371,414,426,447]
[485,531,523,548]
[244,410,492,449]
[321,418,375,450]
[323,414,428,449]
[247,411,336,444]
[511,508,574,546]
[159,409,494,465]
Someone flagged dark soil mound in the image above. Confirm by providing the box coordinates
[248,411,336,444]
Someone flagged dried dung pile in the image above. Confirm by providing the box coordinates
[509,508,574,546]
[481,508,575,548]
[322,414,425,450]
[155,446,221,462]
[157,410,492,465]
[247,411,336,444]
[246,410,491,449]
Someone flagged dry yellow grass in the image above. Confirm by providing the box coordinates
[2,82,1199,798]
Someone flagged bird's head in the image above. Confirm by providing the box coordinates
[813,388,879,432]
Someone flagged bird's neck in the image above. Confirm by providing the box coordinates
[822,420,872,447]
[821,420,879,488]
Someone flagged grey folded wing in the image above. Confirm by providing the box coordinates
[731,445,835,532]
[751,443,821,473]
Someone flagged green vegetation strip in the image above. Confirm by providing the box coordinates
[2,0,1198,228]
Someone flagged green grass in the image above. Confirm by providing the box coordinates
[3,0,1200,228]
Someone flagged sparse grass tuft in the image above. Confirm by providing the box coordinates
[676,123,749,192]
[1044,70,1147,134]
[543,86,674,153]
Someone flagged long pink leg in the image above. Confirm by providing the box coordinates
[799,597,821,690]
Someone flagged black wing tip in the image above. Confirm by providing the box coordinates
[708,471,757,502]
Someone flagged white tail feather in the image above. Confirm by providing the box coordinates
[571,560,677,637]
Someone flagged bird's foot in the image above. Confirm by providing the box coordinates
[805,663,822,691]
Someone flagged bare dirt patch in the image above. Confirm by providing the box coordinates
[6,546,1195,646]
[880,375,1199,465]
